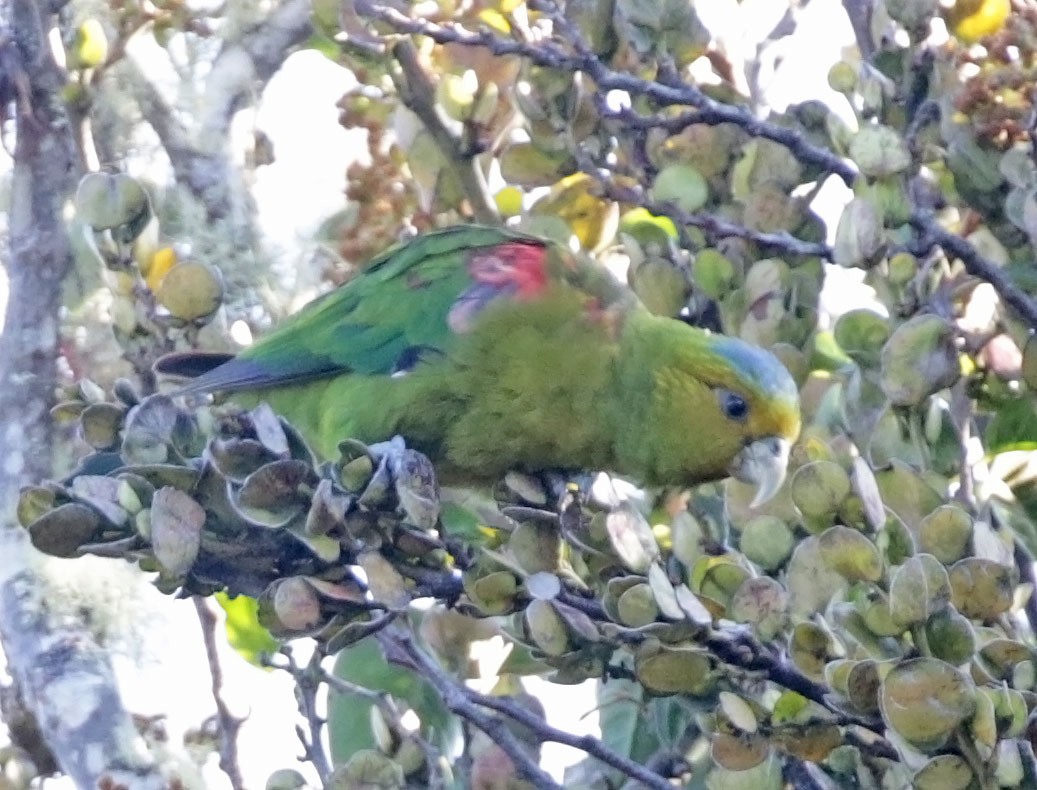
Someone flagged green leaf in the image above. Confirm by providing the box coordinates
[328,638,460,765]
[216,592,279,666]
[879,657,977,751]
[985,395,1037,453]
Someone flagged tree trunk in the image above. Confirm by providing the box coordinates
[0,1,166,785]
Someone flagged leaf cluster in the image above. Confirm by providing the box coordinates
[29,1,1037,789]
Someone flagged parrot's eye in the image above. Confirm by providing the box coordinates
[719,390,749,422]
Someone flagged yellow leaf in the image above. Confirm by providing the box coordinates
[533,173,618,251]
[144,246,178,292]
[216,592,279,666]
[945,0,1010,43]
[477,8,511,34]
[72,19,108,69]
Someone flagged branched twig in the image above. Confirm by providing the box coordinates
[390,630,676,790]
[910,211,1037,331]
[389,631,562,788]
[391,40,498,224]
[460,681,677,790]
[574,151,832,257]
[318,662,446,784]
[273,645,333,782]
[355,0,858,186]
[556,591,895,753]
[359,0,849,258]
[193,597,246,790]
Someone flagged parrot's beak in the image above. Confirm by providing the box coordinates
[729,437,791,508]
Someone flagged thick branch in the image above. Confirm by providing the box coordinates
[392,40,498,223]
[198,0,313,144]
[118,0,310,231]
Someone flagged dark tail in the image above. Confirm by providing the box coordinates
[154,351,236,390]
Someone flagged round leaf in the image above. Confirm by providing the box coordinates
[156,261,224,321]
[650,163,709,213]
[879,658,977,750]
[949,558,1017,620]
[818,525,882,582]
[150,486,204,576]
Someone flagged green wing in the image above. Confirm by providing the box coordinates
[175,225,629,394]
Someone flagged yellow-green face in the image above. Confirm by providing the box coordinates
[645,332,801,504]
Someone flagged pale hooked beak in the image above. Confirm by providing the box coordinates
[728,437,791,508]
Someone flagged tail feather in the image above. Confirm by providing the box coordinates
[155,351,235,380]
[155,351,337,394]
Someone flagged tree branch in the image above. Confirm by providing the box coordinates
[354,0,858,186]
[118,0,310,231]
[316,653,447,784]
[390,630,677,790]
[194,597,246,790]
[199,0,313,145]
[391,40,498,224]
[910,211,1037,331]
[574,149,832,258]
[275,645,333,782]
[390,631,562,788]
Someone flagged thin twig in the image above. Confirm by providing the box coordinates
[193,597,246,790]
[910,211,1037,331]
[574,151,832,257]
[557,590,892,747]
[273,645,333,782]
[1013,539,1037,637]
[318,664,447,785]
[463,686,677,790]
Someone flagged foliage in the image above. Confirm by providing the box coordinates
[19,0,1037,788]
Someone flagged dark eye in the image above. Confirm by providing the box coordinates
[719,390,749,422]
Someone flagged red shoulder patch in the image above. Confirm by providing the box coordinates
[447,242,550,333]
[466,242,548,296]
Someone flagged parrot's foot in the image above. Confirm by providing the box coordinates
[542,470,597,506]
[496,469,596,511]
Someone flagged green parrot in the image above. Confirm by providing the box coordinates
[159,225,800,505]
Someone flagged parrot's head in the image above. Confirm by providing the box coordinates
[706,334,801,507]
[625,319,801,506]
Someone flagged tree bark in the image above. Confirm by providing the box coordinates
[119,0,312,239]
[0,1,166,785]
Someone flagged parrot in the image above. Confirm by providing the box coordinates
[158,225,801,505]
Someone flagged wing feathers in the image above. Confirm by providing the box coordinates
[155,225,626,396]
